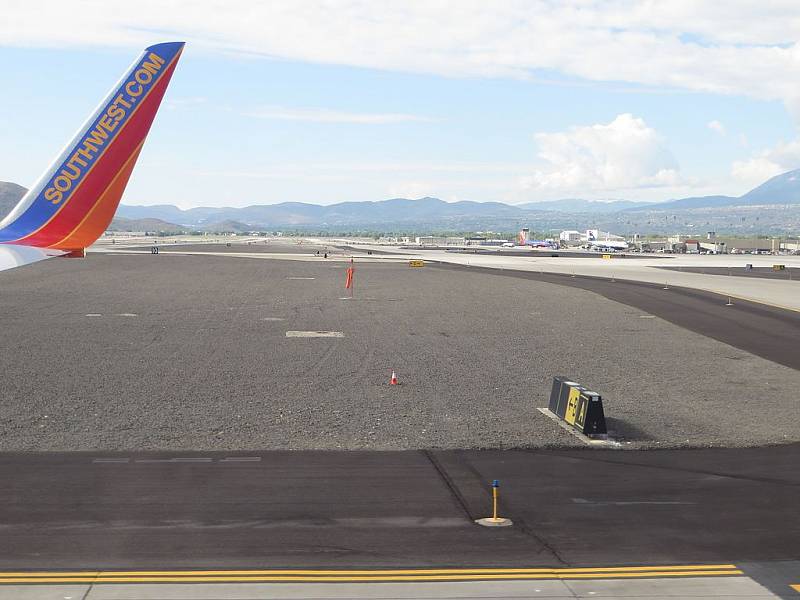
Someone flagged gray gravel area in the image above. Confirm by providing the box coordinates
[155,241,341,254]
[0,252,798,450]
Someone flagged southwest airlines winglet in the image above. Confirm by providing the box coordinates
[0,42,184,271]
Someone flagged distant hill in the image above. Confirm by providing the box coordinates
[738,168,800,205]
[200,219,253,233]
[107,217,186,233]
[632,195,738,211]
[116,196,526,227]
[640,169,800,210]
[0,181,26,217]
[2,167,800,235]
[114,170,800,227]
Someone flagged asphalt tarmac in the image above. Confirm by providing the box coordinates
[440,248,660,259]
[0,252,798,450]
[0,577,786,600]
[657,265,798,280]
[155,241,338,254]
[1,247,799,597]
[0,446,797,578]
[440,262,800,371]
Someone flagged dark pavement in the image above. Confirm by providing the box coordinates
[657,265,798,280]
[1,445,797,570]
[441,263,800,371]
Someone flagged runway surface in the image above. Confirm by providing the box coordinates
[0,574,789,599]
[1,445,798,568]
[0,446,797,596]
[657,265,798,280]
[439,262,800,371]
[1,252,798,450]
[367,244,800,311]
[2,241,799,598]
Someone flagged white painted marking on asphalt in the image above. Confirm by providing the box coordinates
[85,313,102,317]
[285,331,345,338]
[115,313,138,317]
[572,497,695,505]
[170,457,213,463]
[92,458,130,464]
[639,315,656,318]
[134,459,173,463]
[221,456,261,462]
[261,317,285,321]
[286,277,315,280]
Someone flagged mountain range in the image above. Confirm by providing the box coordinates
[1,168,799,234]
[113,168,800,226]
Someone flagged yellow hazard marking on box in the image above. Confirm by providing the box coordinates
[574,394,588,428]
[601,253,612,259]
[564,387,581,425]
[409,259,425,267]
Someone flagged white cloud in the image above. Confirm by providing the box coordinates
[732,139,800,185]
[707,120,726,135]
[521,114,681,194]
[2,2,800,111]
[244,106,435,124]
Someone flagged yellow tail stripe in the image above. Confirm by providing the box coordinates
[51,139,144,249]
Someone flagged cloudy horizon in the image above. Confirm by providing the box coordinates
[2,1,799,208]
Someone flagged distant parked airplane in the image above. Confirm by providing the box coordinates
[0,42,184,273]
[585,230,628,251]
[517,228,557,249]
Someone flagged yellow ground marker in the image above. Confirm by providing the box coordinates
[475,479,513,527]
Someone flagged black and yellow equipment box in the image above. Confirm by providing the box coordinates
[548,376,607,436]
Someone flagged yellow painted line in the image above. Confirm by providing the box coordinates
[0,572,101,578]
[0,570,743,584]
[0,564,739,578]
[790,583,800,592]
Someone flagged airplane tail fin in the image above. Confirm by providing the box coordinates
[0,42,184,251]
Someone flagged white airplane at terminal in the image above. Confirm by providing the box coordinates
[587,239,629,251]
[585,230,628,251]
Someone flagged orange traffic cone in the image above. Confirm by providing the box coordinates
[390,371,399,385]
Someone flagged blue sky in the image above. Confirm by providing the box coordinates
[2,2,799,208]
